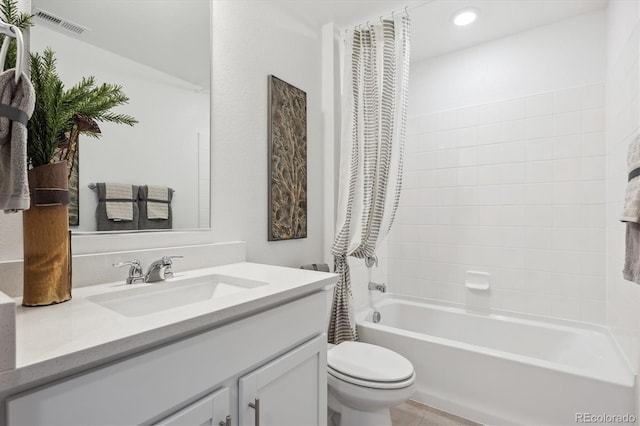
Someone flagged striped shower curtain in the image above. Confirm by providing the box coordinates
[328,14,411,344]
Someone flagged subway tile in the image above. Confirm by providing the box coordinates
[458,146,478,167]
[581,156,605,180]
[526,183,554,205]
[501,98,527,121]
[457,126,478,147]
[457,106,478,128]
[553,158,582,182]
[526,138,554,161]
[437,129,458,150]
[526,161,553,183]
[478,102,501,124]
[526,115,553,139]
[477,123,501,145]
[555,111,582,136]
[418,114,438,134]
[554,134,582,159]
[457,166,478,186]
[582,108,605,133]
[477,144,503,165]
[582,132,605,156]
[525,205,554,227]
[502,141,527,163]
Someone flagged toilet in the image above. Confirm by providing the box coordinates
[327,341,416,426]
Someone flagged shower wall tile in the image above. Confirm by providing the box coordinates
[390,83,606,324]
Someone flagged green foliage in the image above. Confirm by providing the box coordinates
[27,48,138,167]
[0,0,33,73]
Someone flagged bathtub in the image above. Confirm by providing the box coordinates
[357,294,637,425]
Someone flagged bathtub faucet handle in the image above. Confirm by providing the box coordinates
[368,281,387,293]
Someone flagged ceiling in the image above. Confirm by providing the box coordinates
[30,0,608,87]
[286,0,609,63]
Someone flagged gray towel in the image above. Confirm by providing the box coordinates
[624,223,640,284]
[95,183,139,231]
[0,70,35,212]
[138,185,173,230]
[147,185,169,219]
[105,182,134,221]
[300,263,330,272]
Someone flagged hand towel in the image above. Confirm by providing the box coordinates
[137,185,173,230]
[300,263,330,272]
[105,182,134,221]
[146,185,170,220]
[95,183,139,231]
[0,70,35,212]
[621,135,640,223]
[622,134,640,284]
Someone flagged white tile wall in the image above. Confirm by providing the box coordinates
[392,83,606,323]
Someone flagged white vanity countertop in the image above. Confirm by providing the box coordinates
[0,262,337,392]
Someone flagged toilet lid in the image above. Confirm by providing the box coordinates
[327,342,414,383]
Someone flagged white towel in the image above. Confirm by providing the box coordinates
[105,183,134,221]
[0,70,35,212]
[147,185,169,220]
[621,135,640,223]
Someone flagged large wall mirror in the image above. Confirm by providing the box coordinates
[30,0,211,233]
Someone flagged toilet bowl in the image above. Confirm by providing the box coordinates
[327,341,416,426]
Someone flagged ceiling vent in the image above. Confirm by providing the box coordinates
[34,9,88,36]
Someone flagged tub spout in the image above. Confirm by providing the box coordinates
[368,281,387,293]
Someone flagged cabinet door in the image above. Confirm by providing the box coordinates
[239,335,326,426]
[154,387,230,426]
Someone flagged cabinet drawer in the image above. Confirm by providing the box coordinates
[7,292,325,425]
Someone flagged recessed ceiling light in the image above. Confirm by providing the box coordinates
[452,9,477,26]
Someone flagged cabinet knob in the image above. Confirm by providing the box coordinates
[248,397,260,426]
[219,414,231,426]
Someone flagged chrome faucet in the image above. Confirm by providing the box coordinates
[368,281,387,293]
[145,256,183,282]
[113,260,145,284]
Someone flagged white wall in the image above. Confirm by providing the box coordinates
[210,1,325,267]
[388,10,608,322]
[605,0,640,372]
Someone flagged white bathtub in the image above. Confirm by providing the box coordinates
[357,294,637,425]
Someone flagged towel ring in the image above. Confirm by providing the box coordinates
[0,26,23,84]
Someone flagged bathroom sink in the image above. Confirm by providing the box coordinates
[87,274,267,317]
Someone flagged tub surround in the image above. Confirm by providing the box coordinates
[0,262,337,403]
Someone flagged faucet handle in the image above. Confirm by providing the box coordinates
[113,259,141,269]
[161,255,183,265]
[113,260,145,284]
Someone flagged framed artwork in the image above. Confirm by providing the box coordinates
[268,75,307,241]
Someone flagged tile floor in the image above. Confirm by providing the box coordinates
[390,400,481,426]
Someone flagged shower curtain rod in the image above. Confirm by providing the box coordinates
[346,0,435,32]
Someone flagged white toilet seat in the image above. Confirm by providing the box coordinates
[327,341,415,389]
[328,366,416,389]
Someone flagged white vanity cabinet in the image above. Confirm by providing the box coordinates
[239,335,326,426]
[4,292,328,426]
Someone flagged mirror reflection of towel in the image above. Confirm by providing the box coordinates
[146,185,169,220]
[105,182,134,221]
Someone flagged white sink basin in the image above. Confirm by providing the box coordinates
[87,274,267,317]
